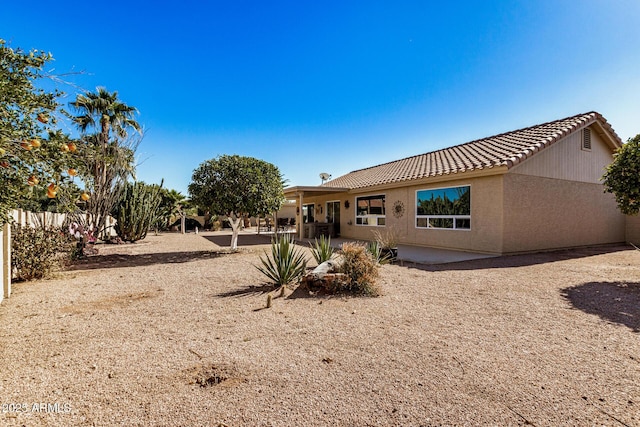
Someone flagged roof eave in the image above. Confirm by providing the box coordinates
[345,165,510,194]
[591,118,624,151]
[283,185,351,198]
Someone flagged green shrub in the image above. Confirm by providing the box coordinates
[11,224,73,281]
[602,134,640,215]
[310,235,334,264]
[338,242,381,296]
[256,233,307,287]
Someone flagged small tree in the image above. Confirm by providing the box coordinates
[602,134,640,215]
[189,155,285,249]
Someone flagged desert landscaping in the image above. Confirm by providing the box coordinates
[0,231,638,426]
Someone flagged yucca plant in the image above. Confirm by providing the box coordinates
[256,234,308,287]
[366,240,392,265]
[310,235,334,264]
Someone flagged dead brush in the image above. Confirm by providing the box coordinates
[337,242,381,296]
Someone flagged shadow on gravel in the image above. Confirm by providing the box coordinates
[405,244,632,272]
[69,250,225,271]
[216,283,331,300]
[562,281,640,333]
[202,234,273,247]
[215,284,275,298]
[285,284,336,300]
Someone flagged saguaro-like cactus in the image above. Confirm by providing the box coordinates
[112,181,163,242]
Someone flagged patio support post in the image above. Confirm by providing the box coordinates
[298,192,304,240]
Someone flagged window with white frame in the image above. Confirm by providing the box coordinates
[356,195,385,226]
[416,186,470,230]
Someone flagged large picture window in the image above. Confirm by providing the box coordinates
[356,195,385,226]
[416,186,470,229]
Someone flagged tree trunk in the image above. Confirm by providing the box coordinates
[228,213,242,250]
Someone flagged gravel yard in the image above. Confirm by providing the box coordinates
[1,231,639,426]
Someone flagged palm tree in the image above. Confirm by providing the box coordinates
[70,87,141,147]
[69,88,142,239]
[158,188,187,230]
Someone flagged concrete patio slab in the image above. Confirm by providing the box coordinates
[396,244,498,265]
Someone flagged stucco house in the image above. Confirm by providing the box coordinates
[284,112,640,261]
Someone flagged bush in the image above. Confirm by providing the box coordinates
[310,235,334,264]
[256,233,307,287]
[337,242,381,296]
[11,224,73,281]
[602,134,640,215]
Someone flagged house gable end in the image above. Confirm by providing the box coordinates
[508,123,616,184]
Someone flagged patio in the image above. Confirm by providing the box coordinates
[209,228,497,265]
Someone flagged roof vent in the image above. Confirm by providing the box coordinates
[582,128,592,151]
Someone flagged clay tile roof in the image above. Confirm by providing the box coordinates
[323,111,621,190]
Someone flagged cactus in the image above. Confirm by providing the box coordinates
[112,181,163,242]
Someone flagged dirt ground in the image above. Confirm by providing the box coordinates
[0,231,639,426]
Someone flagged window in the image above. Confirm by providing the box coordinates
[416,186,470,230]
[302,203,314,223]
[356,195,385,226]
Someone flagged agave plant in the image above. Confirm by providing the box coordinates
[256,234,308,287]
[310,235,334,264]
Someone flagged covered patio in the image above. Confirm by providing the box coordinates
[283,185,349,240]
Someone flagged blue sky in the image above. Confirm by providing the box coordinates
[2,1,639,195]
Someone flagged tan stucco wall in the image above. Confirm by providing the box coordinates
[502,173,625,253]
[395,176,504,254]
[298,175,505,254]
[626,215,640,245]
[339,188,410,243]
